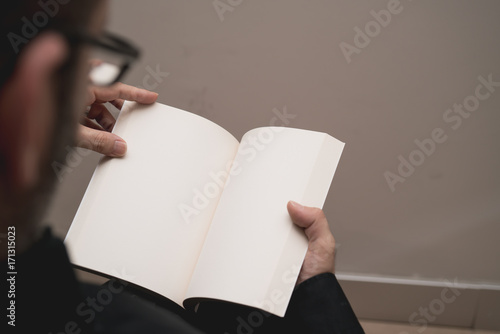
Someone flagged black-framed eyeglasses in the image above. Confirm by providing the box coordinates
[68,30,140,86]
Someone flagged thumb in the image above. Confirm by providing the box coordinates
[287,201,332,242]
[77,125,127,157]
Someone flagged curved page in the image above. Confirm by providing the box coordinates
[65,102,239,306]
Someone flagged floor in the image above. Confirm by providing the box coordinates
[359,320,500,334]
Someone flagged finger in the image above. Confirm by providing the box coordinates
[85,85,94,105]
[89,82,158,105]
[87,103,116,131]
[77,125,127,157]
[287,201,332,242]
[110,98,125,110]
[80,117,104,131]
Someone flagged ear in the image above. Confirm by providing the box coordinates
[0,31,68,191]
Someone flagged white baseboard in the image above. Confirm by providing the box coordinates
[336,273,500,331]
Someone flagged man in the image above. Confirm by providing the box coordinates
[0,1,364,333]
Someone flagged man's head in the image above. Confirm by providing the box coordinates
[0,0,104,251]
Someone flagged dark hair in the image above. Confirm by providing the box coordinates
[0,0,99,87]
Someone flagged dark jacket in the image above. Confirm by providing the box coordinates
[4,229,364,333]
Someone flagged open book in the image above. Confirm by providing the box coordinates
[65,102,345,317]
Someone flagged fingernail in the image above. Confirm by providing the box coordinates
[289,201,303,209]
[112,140,127,157]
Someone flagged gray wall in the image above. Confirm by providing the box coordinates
[46,0,500,300]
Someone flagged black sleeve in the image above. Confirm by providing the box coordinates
[193,273,365,334]
[9,227,362,333]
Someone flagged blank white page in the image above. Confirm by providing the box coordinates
[65,102,239,306]
[185,127,344,316]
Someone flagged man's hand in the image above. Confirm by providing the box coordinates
[77,83,158,157]
[287,201,336,285]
